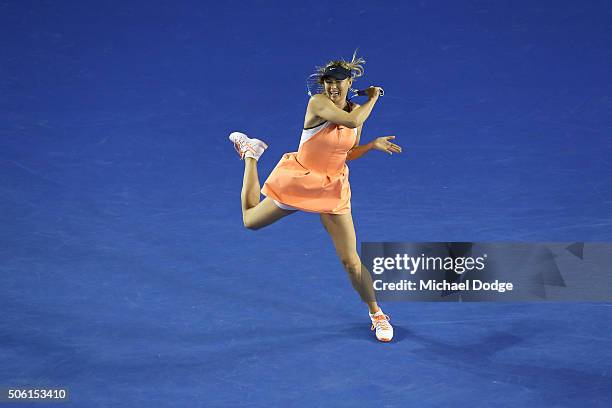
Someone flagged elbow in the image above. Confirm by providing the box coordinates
[347,114,364,128]
[347,120,360,129]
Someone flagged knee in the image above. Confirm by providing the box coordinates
[340,255,362,274]
[243,218,261,231]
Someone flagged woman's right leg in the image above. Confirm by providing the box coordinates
[241,157,296,230]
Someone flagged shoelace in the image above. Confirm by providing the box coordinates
[233,142,245,159]
[233,139,256,159]
[371,314,391,331]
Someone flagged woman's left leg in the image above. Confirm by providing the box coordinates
[319,212,379,313]
[320,211,394,341]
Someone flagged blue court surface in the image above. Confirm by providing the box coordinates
[2,1,612,407]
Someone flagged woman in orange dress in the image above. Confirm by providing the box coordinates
[228,52,402,342]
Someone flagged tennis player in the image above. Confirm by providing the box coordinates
[228,52,402,342]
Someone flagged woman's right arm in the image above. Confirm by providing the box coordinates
[308,88,381,128]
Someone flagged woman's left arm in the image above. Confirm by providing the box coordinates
[347,125,402,161]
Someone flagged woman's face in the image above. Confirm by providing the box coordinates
[322,77,352,103]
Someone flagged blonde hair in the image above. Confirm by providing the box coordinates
[316,49,366,83]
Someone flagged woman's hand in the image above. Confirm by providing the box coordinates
[371,136,402,155]
[365,86,383,100]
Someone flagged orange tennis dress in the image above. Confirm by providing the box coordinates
[261,118,357,215]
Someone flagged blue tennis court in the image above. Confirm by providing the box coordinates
[1,1,611,406]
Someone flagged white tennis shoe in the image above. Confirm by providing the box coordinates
[370,311,393,342]
[229,131,268,161]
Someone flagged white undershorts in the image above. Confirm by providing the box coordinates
[273,199,299,211]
